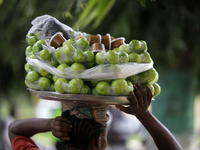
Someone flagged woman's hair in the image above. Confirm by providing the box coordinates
[62,110,106,149]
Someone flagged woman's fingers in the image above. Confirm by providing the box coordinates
[53,125,72,132]
[55,116,71,124]
[146,85,153,104]
[130,91,138,106]
[138,84,149,106]
[52,116,72,141]
[53,131,70,140]
[54,120,72,128]
[115,105,130,114]
[134,84,144,106]
[115,84,153,116]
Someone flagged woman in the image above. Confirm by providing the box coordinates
[9,84,183,150]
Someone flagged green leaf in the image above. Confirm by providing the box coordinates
[63,11,73,19]
[0,0,3,5]
[76,8,98,29]
[78,0,99,24]
[92,0,116,29]
[137,0,146,7]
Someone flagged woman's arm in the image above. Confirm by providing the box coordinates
[9,117,72,142]
[136,110,182,150]
[116,84,183,150]
[9,118,53,141]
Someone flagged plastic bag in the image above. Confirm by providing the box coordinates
[26,56,153,80]
[25,15,161,98]
[28,15,88,44]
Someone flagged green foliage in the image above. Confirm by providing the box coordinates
[137,0,146,7]
[1,0,200,101]
[77,0,116,30]
[137,0,156,7]
[81,0,200,74]
[0,0,82,101]
[72,0,154,30]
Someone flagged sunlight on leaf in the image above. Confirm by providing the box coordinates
[76,0,156,30]
[92,0,116,29]
[77,0,116,30]
[0,0,3,5]
[137,0,146,7]
[75,8,97,30]
[63,11,73,19]
[78,0,98,23]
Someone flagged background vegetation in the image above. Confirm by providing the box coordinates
[0,0,200,148]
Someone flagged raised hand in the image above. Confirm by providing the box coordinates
[51,116,72,141]
[115,83,153,116]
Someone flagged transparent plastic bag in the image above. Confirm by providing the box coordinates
[25,15,161,98]
[26,56,153,80]
[27,15,88,44]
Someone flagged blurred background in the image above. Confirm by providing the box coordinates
[0,0,200,150]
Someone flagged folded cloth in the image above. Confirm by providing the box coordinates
[61,102,109,125]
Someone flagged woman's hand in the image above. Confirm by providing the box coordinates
[116,83,183,150]
[51,116,72,141]
[115,83,153,117]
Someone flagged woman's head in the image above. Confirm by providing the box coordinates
[62,110,107,150]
